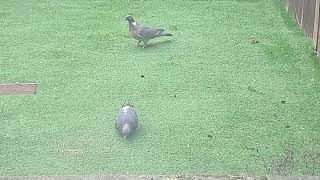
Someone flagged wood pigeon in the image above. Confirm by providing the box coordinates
[115,103,138,138]
[124,15,173,48]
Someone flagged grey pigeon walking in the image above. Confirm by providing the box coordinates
[115,103,138,138]
[124,15,173,48]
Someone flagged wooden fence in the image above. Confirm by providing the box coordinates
[285,0,320,55]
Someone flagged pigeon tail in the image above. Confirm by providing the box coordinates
[159,32,172,37]
[122,123,131,137]
[153,31,173,39]
[162,32,173,36]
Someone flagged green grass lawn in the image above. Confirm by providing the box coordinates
[1,0,320,176]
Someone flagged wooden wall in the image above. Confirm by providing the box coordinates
[286,0,320,54]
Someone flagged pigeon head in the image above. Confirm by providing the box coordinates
[122,101,133,108]
[124,15,134,22]
[122,123,131,138]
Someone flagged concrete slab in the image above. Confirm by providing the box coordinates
[0,176,318,180]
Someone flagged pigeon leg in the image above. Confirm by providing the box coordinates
[143,41,148,48]
[136,41,142,47]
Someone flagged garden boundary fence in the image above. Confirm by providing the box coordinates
[285,0,320,55]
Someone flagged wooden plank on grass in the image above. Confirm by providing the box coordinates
[0,82,37,95]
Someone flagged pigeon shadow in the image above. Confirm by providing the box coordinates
[143,39,174,49]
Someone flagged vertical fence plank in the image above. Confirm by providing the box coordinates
[294,0,303,25]
[290,0,298,20]
[287,0,320,53]
[287,0,320,55]
[288,0,295,16]
[302,0,316,39]
[300,0,305,26]
[292,0,297,21]
[314,0,320,51]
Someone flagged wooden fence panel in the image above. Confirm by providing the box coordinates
[302,0,316,39]
[286,0,320,55]
[315,0,320,50]
[286,0,294,16]
[295,0,303,24]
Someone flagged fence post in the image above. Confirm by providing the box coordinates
[313,0,320,51]
[301,0,305,26]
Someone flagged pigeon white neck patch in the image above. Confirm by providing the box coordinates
[132,22,137,26]
[122,106,131,112]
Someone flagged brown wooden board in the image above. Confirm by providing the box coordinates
[291,0,298,23]
[291,0,303,25]
[0,83,37,95]
[290,0,297,20]
[287,0,320,51]
[297,0,304,25]
[288,0,295,15]
[302,0,316,39]
[318,22,320,56]
[313,0,320,49]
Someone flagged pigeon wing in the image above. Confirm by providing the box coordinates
[126,109,138,129]
[135,25,164,40]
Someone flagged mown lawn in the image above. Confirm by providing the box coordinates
[1,0,320,176]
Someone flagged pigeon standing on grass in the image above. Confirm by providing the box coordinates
[115,103,138,138]
[124,15,173,48]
